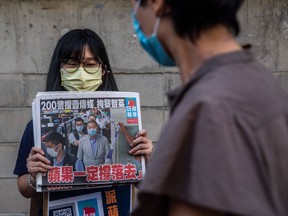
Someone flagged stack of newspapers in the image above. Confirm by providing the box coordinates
[32,91,145,192]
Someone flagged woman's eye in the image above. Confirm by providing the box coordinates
[64,62,78,68]
[86,63,98,67]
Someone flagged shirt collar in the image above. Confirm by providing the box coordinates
[53,152,66,166]
[167,46,255,113]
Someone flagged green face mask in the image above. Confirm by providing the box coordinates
[60,67,103,91]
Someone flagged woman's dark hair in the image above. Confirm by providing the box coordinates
[140,0,244,40]
[46,29,118,91]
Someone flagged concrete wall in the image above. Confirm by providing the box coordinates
[0,0,287,215]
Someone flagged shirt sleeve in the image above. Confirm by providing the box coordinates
[135,101,270,215]
[68,132,76,145]
[13,120,34,176]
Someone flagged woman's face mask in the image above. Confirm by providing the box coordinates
[60,66,103,91]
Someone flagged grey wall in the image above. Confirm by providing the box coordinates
[0,0,287,215]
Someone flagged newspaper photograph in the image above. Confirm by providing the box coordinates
[32,91,145,191]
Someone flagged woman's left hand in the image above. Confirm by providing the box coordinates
[128,129,153,163]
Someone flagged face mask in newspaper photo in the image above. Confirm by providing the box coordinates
[46,144,60,158]
[76,125,84,133]
[88,128,97,136]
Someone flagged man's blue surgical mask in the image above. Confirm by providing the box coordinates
[88,128,97,137]
[46,145,60,158]
[132,1,176,67]
[75,125,84,133]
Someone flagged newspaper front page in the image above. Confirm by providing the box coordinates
[32,91,145,192]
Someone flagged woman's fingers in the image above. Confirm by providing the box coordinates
[129,133,153,161]
[27,147,53,177]
[135,129,147,139]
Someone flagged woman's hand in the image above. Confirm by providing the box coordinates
[17,146,53,198]
[128,129,153,163]
[26,146,53,178]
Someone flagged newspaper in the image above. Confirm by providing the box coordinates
[32,91,145,192]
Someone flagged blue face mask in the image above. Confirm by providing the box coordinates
[88,128,97,137]
[75,125,84,133]
[132,2,176,66]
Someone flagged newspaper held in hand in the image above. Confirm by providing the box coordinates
[32,91,145,192]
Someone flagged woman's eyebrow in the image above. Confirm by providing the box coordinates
[82,57,98,61]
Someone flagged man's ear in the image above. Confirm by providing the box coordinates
[151,0,170,17]
[55,143,62,151]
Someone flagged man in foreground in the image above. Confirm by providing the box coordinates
[130,0,288,215]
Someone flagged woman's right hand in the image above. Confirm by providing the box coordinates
[26,146,53,178]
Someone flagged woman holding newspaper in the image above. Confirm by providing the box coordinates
[13,29,153,216]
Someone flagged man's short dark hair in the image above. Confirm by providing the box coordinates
[140,0,244,40]
[75,117,84,124]
[44,131,65,146]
